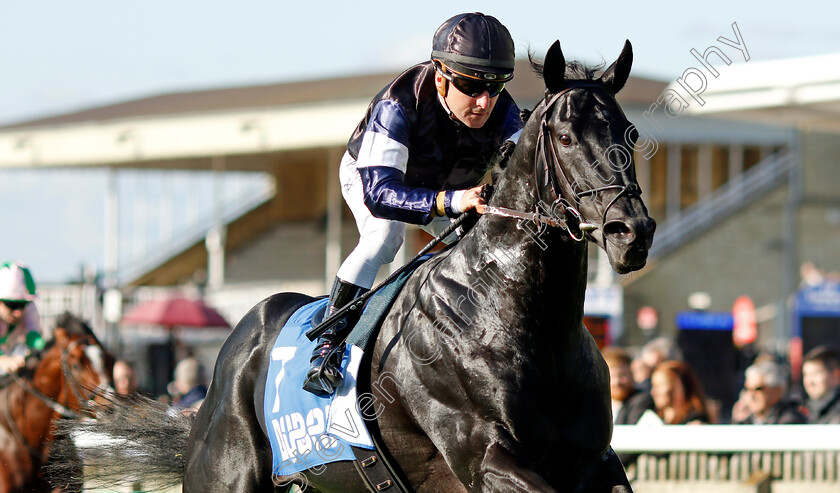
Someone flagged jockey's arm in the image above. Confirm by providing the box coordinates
[355,100,490,223]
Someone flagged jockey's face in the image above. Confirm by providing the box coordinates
[435,70,498,129]
[0,300,26,326]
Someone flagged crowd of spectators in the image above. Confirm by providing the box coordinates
[604,336,840,427]
[110,356,207,413]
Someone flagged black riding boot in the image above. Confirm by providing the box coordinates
[302,278,367,397]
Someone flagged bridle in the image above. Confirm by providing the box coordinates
[479,82,642,241]
[2,336,103,460]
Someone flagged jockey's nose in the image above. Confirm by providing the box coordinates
[474,91,491,108]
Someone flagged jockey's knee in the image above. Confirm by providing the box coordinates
[361,226,404,265]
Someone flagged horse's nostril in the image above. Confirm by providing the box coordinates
[603,221,632,238]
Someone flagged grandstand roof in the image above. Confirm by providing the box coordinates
[672,52,840,132]
[2,60,666,130]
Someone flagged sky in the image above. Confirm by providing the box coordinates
[2,0,839,283]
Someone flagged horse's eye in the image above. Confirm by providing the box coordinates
[559,134,572,146]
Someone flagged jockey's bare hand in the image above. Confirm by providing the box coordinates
[459,185,487,212]
[0,355,25,374]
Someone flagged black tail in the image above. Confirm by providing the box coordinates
[47,392,193,492]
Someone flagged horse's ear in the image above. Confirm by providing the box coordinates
[543,40,566,93]
[600,39,633,94]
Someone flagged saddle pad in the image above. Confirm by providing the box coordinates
[264,298,375,477]
[264,254,435,476]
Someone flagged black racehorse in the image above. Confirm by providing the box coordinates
[52,40,654,493]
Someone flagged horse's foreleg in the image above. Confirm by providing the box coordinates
[478,443,558,493]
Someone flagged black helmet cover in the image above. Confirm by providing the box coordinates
[431,12,515,82]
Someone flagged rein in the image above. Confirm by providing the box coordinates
[1,337,98,462]
[479,82,641,240]
[8,370,86,419]
[1,363,85,463]
[7,336,99,426]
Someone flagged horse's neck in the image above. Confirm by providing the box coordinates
[469,118,589,328]
[451,130,591,347]
[29,356,69,422]
[463,218,587,328]
[2,364,60,457]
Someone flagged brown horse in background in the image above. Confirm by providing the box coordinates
[0,313,113,493]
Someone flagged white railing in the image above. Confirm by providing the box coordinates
[613,424,840,452]
[613,424,840,491]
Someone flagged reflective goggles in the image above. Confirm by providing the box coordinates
[1,300,28,311]
[437,66,506,98]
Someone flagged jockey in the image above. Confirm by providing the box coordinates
[0,261,44,374]
[303,12,524,396]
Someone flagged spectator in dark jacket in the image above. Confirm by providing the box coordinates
[733,360,806,424]
[802,346,840,424]
[603,347,655,424]
[170,357,207,411]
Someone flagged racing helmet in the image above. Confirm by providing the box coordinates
[431,12,516,82]
[0,261,37,302]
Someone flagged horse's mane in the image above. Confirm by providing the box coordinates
[42,311,99,352]
[527,50,604,83]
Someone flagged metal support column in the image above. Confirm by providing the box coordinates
[207,156,227,291]
[325,147,343,290]
[666,144,682,220]
[780,130,803,356]
[728,144,744,185]
[697,144,713,199]
[103,166,122,350]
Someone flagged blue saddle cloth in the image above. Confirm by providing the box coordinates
[263,255,431,476]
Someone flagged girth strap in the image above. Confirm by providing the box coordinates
[351,445,412,492]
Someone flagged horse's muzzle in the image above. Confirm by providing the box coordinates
[603,216,656,273]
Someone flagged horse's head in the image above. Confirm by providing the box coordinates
[524,40,656,274]
[36,313,114,413]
